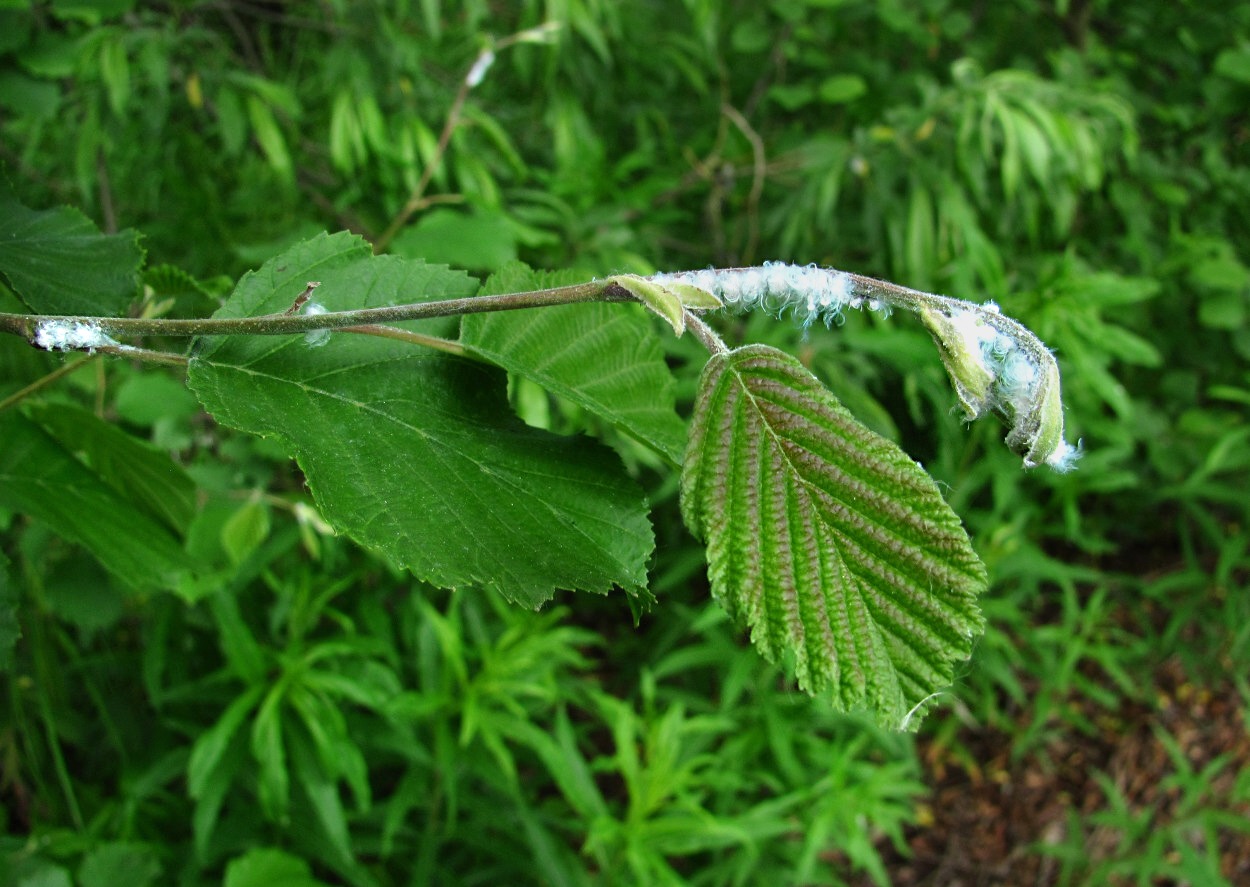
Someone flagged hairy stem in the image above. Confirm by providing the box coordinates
[685,310,728,356]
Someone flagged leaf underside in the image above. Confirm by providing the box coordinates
[188,233,653,608]
[681,344,986,728]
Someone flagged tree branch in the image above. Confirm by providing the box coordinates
[0,280,631,346]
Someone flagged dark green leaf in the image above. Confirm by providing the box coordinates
[188,234,653,607]
[0,182,143,315]
[0,411,190,589]
[187,683,266,799]
[463,263,688,463]
[681,345,986,728]
[28,402,197,533]
[289,721,355,869]
[0,550,17,673]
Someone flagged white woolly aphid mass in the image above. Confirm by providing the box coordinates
[653,262,876,329]
[936,304,1080,472]
[652,262,1080,472]
[34,320,119,353]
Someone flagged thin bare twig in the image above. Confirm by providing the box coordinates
[373,24,560,252]
[0,355,97,413]
[720,104,766,264]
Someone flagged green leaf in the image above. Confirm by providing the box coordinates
[608,273,686,335]
[9,861,73,887]
[113,371,202,427]
[28,402,197,533]
[208,590,268,683]
[187,683,266,799]
[0,411,190,589]
[1214,47,1250,85]
[50,1,135,26]
[818,74,868,104]
[97,31,130,116]
[223,848,330,887]
[680,345,986,728]
[288,722,355,870]
[188,234,653,607]
[0,550,17,673]
[77,843,161,887]
[390,207,518,272]
[189,724,250,859]
[245,94,293,182]
[252,686,290,822]
[667,282,724,310]
[0,181,143,315]
[221,498,271,566]
[462,262,688,463]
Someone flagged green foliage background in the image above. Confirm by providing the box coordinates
[2,0,1249,884]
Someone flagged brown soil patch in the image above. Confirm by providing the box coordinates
[856,659,1250,885]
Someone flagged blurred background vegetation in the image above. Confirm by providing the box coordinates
[2,0,1249,884]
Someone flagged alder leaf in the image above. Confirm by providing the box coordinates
[462,262,687,463]
[188,233,653,608]
[681,345,986,728]
[0,412,191,589]
[0,181,144,316]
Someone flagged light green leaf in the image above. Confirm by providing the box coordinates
[818,74,867,104]
[390,207,518,273]
[608,273,686,335]
[114,371,202,428]
[252,686,289,822]
[667,281,723,310]
[0,411,190,589]
[680,345,986,729]
[223,848,329,887]
[0,181,143,315]
[78,843,161,887]
[10,862,73,887]
[97,31,129,116]
[188,234,653,607]
[221,498,271,566]
[245,94,293,181]
[1214,47,1250,85]
[463,263,688,463]
[904,185,935,289]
